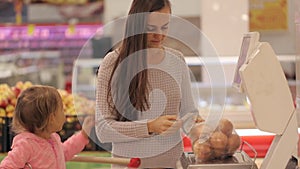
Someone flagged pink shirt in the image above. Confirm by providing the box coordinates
[0,132,89,169]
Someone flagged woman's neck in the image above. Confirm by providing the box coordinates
[147,47,165,64]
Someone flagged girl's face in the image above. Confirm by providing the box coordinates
[146,6,171,48]
[48,103,66,132]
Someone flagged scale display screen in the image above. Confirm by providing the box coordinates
[233,36,251,88]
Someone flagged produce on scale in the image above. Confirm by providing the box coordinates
[189,118,241,163]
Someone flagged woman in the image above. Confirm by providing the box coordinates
[96,0,203,168]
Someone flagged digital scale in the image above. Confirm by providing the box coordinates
[180,32,299,169]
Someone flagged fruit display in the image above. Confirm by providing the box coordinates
[189,118,242,163]
[0,81,97,152]
[0,81,95,118]
[0,81,33,152]
[0,116,13,152]
[0,81,33,118]
[57,89,95,116]
[57,89,97,151]
[56,90,97,151]
[58,114,98,151]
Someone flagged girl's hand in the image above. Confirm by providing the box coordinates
[81,115,95,139]
[147,115,182,135]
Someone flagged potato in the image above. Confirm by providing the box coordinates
[210,131,228,150]
[193,141,212,162]
[227,134,241,155]
[218,118,233,137]
[213,148,226,159]
[189,123,212,143]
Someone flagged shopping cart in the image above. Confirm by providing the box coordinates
[71,155,141,168]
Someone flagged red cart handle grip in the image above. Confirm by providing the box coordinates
[127,158,141,168]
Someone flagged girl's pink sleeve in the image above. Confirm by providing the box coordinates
[62,132,89,161]
[0,138,32,168]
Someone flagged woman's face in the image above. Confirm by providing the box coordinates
[146,6,171,48]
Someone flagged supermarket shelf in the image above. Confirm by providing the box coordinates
[0,24,102,77]
[0,51,64,88]
[15,66,38,75]
[74,58,102,68]
[0,70,13,79]
[18,51,61,59]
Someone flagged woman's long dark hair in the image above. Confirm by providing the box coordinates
[107,0,171,121]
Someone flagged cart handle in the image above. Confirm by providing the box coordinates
[71,155,141,168]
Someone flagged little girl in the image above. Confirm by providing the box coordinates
[0,85,94,169]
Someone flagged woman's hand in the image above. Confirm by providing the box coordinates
[195,116,205,123]
[81,115,95,139]
[147,115,182,135]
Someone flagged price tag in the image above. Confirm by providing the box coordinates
[68,24,76,35]
[27,24,35,36]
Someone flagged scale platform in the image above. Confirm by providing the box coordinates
[180,151,258,169]
[179,141,258,169]
[179,151,298,169]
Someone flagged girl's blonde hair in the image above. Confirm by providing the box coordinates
[12,85,63,134]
